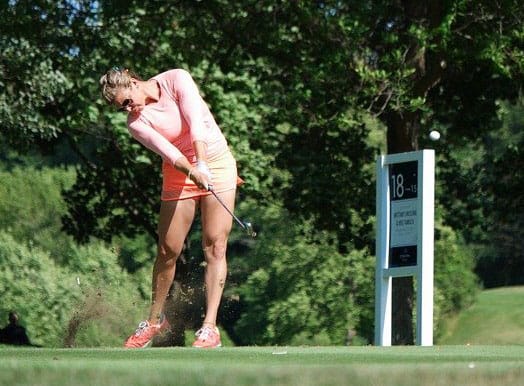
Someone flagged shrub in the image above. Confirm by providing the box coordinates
[0,232,147,347]
[433,221,479,340]
[234,202,375,345]
[60,241,148,347]
[0,166,75,262]
[0,232,73,347]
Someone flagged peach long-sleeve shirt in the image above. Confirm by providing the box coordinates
[127,69,228,166]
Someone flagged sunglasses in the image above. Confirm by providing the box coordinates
[117,98,133,112]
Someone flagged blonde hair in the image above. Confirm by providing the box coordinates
[99,67,142,104]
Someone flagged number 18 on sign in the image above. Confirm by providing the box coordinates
[375,150,435,346]
[390,160,418,267]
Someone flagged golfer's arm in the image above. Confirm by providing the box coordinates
[173,141,207,177]
[193,140,208,163]
[174,157,194,176]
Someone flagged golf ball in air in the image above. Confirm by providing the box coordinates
[429,130,441,141]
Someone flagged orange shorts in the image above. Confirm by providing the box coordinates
[161,150,243,201]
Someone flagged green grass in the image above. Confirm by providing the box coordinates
[440,286,524,345]
[1,346,524,386]
[3,287,524,385]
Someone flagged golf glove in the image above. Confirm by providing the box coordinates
[196,160,213,181]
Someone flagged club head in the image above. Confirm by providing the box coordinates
[243,222,257,238]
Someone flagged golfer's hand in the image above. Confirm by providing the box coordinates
[196,161,212,178]
[189,161,213,190]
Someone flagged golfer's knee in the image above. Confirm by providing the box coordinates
[157,242,182,265]
[204,240,227,262]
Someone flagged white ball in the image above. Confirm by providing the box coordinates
[429,130,441,141]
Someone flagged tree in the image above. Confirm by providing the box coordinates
[475,98,524,287]
[1,0,522,345]
[343,0,524,344]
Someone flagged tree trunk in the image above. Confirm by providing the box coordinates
[381,0,446,346]
[386,111,419,345]
[391,277,414,344]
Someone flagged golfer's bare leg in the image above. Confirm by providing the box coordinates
[200,189,235,327]
[149,199,196,324]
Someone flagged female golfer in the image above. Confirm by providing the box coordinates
[100,67,241,348]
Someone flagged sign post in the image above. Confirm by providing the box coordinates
[375,150,435,346]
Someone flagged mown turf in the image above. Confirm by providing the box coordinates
[3,287,524,385]
[1,345,524,386]
[440,286,524,345]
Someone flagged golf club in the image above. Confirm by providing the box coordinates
[208,186,257,238]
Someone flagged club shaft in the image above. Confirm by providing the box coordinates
[209,189,246,230]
